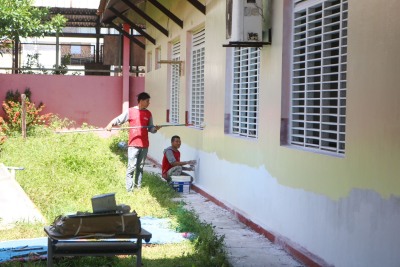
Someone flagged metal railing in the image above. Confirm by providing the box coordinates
[0,67,145,75]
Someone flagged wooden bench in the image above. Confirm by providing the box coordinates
[44,226,152,267]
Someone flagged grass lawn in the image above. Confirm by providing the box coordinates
[0,128,230,267]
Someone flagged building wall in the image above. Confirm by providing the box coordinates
[0,74,144,127]
[144,0,400,266]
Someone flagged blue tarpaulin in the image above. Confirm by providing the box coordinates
[0,237,47,263]
[0,217,185,263]
[140,216,185,244]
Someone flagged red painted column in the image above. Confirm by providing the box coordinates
[122,23,130,111]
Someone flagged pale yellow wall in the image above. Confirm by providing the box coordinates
[145,0,400,200]
[271,0,400,199]
[344,0,400,196]
[144,0,208,142]
[143,2,400,265]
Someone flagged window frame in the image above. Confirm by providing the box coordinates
[189,28,205,128]
[288,0,348,155]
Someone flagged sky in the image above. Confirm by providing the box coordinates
[33,0,101,9]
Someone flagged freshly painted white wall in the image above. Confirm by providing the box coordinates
[145,1,400,266]
[150,131,400,267]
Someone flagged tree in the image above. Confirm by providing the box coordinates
[0,0,66,52]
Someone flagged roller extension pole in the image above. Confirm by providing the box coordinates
[55,124,194,134]
[55,126,149,134]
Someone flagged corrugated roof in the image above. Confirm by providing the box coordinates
[48,7,103,28]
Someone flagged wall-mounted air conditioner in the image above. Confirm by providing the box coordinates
[224,0,271,47]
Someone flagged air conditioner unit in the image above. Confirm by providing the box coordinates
[226,0,263,42]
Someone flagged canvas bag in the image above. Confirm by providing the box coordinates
[51,211,141,237]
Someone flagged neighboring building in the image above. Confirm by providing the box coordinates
[0,0,135,76]
[132,0,400,266]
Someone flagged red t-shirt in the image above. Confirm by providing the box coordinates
[162,148,180,179]
[128,108,152,148]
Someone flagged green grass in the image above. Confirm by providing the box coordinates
[0,129,230,267]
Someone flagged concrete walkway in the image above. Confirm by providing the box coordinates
[144,163,304,267]
[0,164,45,230]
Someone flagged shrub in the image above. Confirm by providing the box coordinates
[1,88,52,136]
[21,53,48,74]
[5,88,31,102]
[0,117,8,147]
[46,114,76,130]
[52,54,70,75]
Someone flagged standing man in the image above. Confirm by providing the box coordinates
[106,92,161,192]
[162,135,196,182]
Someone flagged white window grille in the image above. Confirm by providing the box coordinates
[232,47,260,138]
[146,51,152,72]
[290,0,348,154]
[170,42,181,123]
[190,28,205,128]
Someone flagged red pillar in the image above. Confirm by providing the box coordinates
[122,23,130,111]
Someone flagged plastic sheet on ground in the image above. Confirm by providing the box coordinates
[140,216,185,244]
[0,216,185,263]
[0,237,47,263]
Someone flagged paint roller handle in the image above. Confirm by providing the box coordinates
[105,122,113,131]
[111,125,162,131]
[104,125,153,131]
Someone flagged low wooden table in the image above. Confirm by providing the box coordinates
[44,226,152,267]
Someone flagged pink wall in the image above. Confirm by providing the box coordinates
[129,76,145,105]
[0,74,144,127]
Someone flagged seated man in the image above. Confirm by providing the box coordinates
[162,135,196,182]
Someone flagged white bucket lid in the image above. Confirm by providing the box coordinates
[171,175,191,182]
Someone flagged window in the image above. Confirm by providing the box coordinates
[290,0,348,154]
[155,47,161,70]
[190,28,205,128]
[232,47,260,138]
[70,45,81,55]
[147,51,152,72]
[170,41,181,123]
